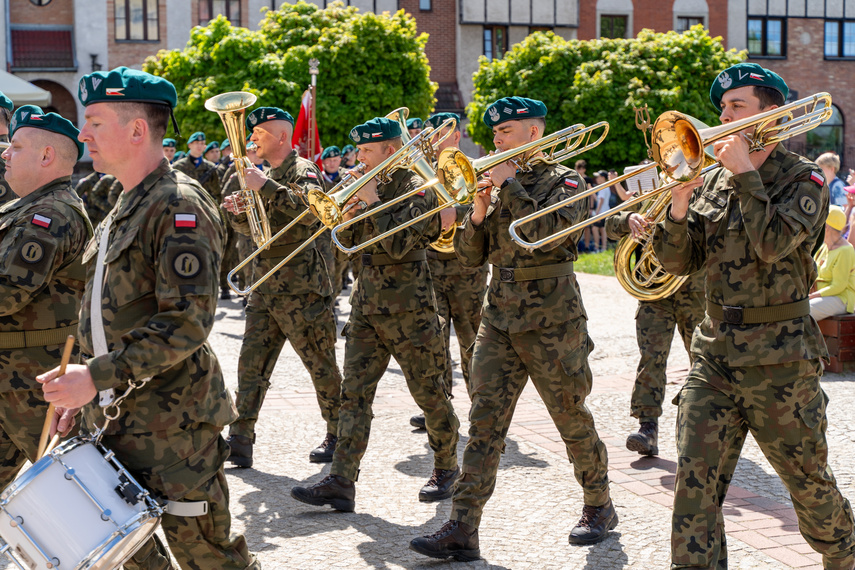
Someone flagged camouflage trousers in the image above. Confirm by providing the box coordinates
[331,308,460,482]
[231,290,342,439]
[672,356,855,569]
[451,318,611,528]
[105,426,258,570]
[333,246,352,297]
[632,289,705,423]
[316,232,336,298]
[428,257,488,396]
[0,390,50,489]
[220,224,239,293]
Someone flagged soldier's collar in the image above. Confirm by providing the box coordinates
[754,142,786,185]
[269,149,297,179]
[7,176,72,212]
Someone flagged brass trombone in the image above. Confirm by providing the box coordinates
[508,92,834,251]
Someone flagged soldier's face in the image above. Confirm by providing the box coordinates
[3,128,45,196]
[492,120,536,152]
[80,103,133,175]
[408,128,422,138]
[163,147,176,161]
[205,148,220,162]
[187,140,206,158]
[719,86,766,125]
[222,147,232,160]
[323,156,341,173]
[430,127,461,153]
[357,142,393,171]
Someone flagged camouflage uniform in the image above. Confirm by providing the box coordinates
[450,164,610,529]
[332,168,459,481]
[227,150,342,441]
[428,203,488,395]
[652,144,855,569]
[0,135,13,207]
[0,177,90,489]
[173,154,222,203]
[76,171,118,226]
[321,166,350,296]
[77,159,257,569]
[605,210,705,423]
[221,164,253,290]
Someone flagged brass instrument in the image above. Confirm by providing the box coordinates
[205,91,272,249]
[0,142,9,150]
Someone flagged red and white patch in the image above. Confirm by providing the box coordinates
[306,172,318,179]
[174,213,197,228]
[749,73,764,81]
[416,189,425,196]
[30,115,43,121]
[810,171,825,186]
[31,214,51,228]
[106,88,125,96]
[564,178,578,188]
[516,108,529,114]
[371,132,382,138]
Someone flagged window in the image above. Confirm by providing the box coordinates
[419,0,431,10]
[747,17,785,57]
[115,0,159,42]
[825,20,855,58]
[199,0,241,26]
[676,16,704,33]
[806,104,844,158]
[600,15,628,39]
[484,26,507,62]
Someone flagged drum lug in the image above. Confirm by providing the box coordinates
[8,516,21,528]
[63,468,75,481]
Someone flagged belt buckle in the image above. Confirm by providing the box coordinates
[361,254,372,266]
[722,305,744,325]
[499,268,514,282]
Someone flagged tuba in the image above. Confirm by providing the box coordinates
[205,91,271,249]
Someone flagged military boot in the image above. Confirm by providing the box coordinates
[290,474,355,512]
[308,433,337,463]
[409,520,480,562]
[418,467,460,502]
[410,413,426,430]
[626,421,659,456]
[568,500,618,545]
[227,434,253,468]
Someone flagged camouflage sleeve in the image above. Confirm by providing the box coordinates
[222,173,251,237]
[501,171,587,252]
[651,202,706,276]
[363,174,439,259]
[107,179,122,207]
[455,209,488,267]
[258,166,321,228]
[86,195,224,392]
[604,210,632,241]
[734,169,827,263]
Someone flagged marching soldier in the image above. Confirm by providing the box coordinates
[222,107,343,465]
[173,131,222,203]
[204,140,221,164]
[411,97,614,561]
[0,106,91,489]
[0,92,14,207]
[651,62,855,569]
[605,209,705,456]
[76,171,120,226]
[162,137,177,162]
[407,117,423,139]
[290,116,460,511]
[321,145,344,188]
[38,66,259,569]
[318,145,345,293]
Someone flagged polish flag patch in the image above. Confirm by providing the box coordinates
[564,178,578,188]
[516,108,529,114]
[416,189,425,196]
[30,115,43,121]
[106,88,125,96]
[810,171,825,186]
[371,132,383,138]
[749,73,765,81]
[175,213,197,228]
[307,172,318,179]
[32,214,51,228]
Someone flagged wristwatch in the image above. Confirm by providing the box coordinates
[500,177,516,190]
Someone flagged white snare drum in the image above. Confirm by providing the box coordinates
[0,437,163,570]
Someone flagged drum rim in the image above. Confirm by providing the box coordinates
[78,514,161,570]
[0,437,89,504]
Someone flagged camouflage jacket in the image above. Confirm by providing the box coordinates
[0,177,90,391]
[455,162,588,334]
[78,159,234,434]
[216,159,232,187]
[429,204,488,277]
[172,154,222,203]
[337,168,441,315]
[652,144,829,367]
[0,135,14,207]
[322,167,347,192]
[229,150,330,297]
[78,172,119,227]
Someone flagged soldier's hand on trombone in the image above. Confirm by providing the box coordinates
[669,178,702,222]
[714,133,754,176]
[470,175,495,226]
[341,195,369,222]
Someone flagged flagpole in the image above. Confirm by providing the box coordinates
[308,58,319,162]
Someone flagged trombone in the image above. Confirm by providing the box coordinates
[330,120,611,254]
[508,92,834,250]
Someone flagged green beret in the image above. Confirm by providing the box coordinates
[322,146,341,159]
[162,138,176,148]
[204,141,220,154]
[187,131,206,144]
[221,138,231,150]
[483,96,547,128]
[10,105,84,160]
[0,91,12,112]
[349,117,402,144]
[246,107,294,131]
[78,66,177,108]
[173,151,185,160]
[406,117,423,130]
[710,63,788,111]
[342,144,356,155]
[425,112,460,131]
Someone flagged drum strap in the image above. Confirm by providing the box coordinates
[92,214,115,407]
[164,500,208,517]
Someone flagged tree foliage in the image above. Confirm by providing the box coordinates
[143,1,436,147]
[468,26,746,169]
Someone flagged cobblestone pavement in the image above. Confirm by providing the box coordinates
[3,273,852,569]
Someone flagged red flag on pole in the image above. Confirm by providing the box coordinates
[292,88,322,167]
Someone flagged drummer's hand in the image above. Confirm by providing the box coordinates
[37,364,97,410]
[51,407,78,437]
[243,168,268,191]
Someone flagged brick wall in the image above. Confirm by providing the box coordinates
[632,0,671,35]
[707,0,728,46]
[578,0,597,40]
[400,0,456,84]
[191,0,250,27]
[9,0,74,26]
[107,0,168,69]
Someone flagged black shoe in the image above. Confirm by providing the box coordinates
[568,501,618,545]
[220,288,232,300]
[626,421,659,456]
[227,434,253,468]
[410,520,480,562]
[309,433,337,463]
[290,474,355,512]
[418,467,460,502]
[410,413,426,430]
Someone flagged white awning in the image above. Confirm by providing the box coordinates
[0,70,51,107]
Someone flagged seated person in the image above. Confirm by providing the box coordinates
[810,206,855,321]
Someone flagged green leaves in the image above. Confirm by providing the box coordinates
[142,1,436,148]
[468,25,745,168]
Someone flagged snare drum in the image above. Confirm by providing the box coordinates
[0,436,162,570]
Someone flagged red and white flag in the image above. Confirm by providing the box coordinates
[292,89,322,167]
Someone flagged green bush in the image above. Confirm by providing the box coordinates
[143,1,436,147]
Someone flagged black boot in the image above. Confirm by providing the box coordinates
[418,467,460,502]
[220,288,232,300]
[410,413,426,430]
[626,421,659,456]
[309,433,337,463]
[290,474,355,512]
[568,500,619,545]
[410,520,480,561]
[226,434,253,468]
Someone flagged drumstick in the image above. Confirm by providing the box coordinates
[36,335,75,458]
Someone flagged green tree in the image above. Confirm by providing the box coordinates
[143,1,436,148]
[468,26,745,169]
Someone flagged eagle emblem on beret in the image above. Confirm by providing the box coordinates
[249,114,258,125]
[79,78,88,102]
[718,71,732,89]
[351,129,360,142]
[488,106,500,123]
